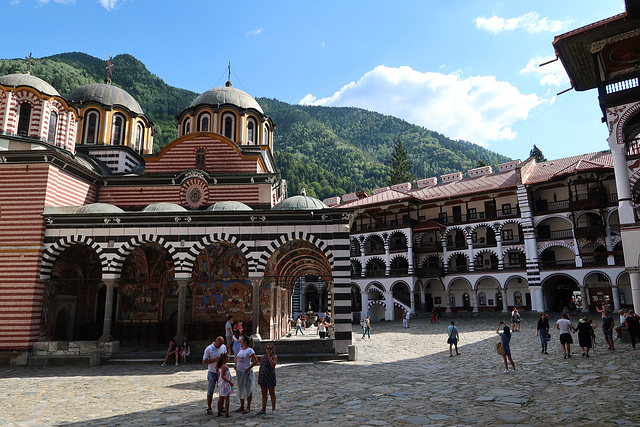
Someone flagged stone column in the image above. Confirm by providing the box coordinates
[467,235,474,272]
[605,226,615,266]
[502,289,509,313]
[441,237,449,273]
[173,279,190,343]
[628,268,640,313]
[472,289,479,312]
[384,240,391,275]
[579,285,589,313]
[611,285,621,311]
[496,232,504,270]
[410,291,415,314]
[610,146,635,224]
[407,240,414,274]
[102,111,109,144]
[529,286,544,313]
[213,112,218,133]
[99,280,117,342]
[383,291,394,320]
[65,111,74,151]
[38,100,49,140]
[445,292,452,313]
[250,278,262,338]
[360,241,366,277]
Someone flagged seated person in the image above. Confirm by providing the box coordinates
[162,339,179,366]
[180,339,190,363]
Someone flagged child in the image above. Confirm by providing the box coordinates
[257,344,278,415]
[180,339,190,363]
[234,319,244,335]
[232,330,242,356]
[216,352,233,417]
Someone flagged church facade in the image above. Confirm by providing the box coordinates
[0,72,353,364]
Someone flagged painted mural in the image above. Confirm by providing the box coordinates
[40,244,101,339]
[192,241,252,326]
[263,239,332,288]
[259,282,272,335]
[119,243,174,322]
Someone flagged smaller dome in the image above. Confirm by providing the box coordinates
[273,195,329,210]
[142,202,187,213]
[68,83,143,115]
[206,201,253,211]
[190,83,263,113]
[74,203,124,214]
[0,73,59,96]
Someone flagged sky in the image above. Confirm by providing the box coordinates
[4,0,627,162]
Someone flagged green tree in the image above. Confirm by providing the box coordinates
[387,136,416,186]
[530,144,547,163]
[476,160,487,167]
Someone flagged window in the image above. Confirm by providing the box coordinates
[502,229,514,241]
[478,292,486,306]
[223,114,235,140]
[84,110,100,144]
[449,293,456,307]
[438,212,448,222]
[111,114,125,145]
[262,124,269,145]
[514,291,523,306]
[47,112,58,143]
[468,208,477,220]
[17,103,31,136]
[198,113,210,132]
[182,118,190,136]
[619,290,625,305]
[135,123,144,153]
[195,149,206,167]
[472,232,478,243]
[247,118,256,144]
[502,203,512,215]
[508,251,523,265]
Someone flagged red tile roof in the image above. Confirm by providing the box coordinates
[522,151,613,184]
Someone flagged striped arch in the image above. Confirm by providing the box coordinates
[583,271,612,286]
[40,235,108,282]
[255,231,335,273]
[447,251,470,264]
[365,256,385,267]
[470,222,497,233]
[444,225,468,238]
[629,168,640,194]
[368,299,386,309]
[182,233,252,273]
[614,100,640,148]
[351,259,363,269]
[606,207,619,226]
[362,232,387,245]
[577,237,607,250]
[109,234,179,279]
[497,219,523,233]
[365,282,386,293]
[390,253,409,263]
[533,213,572,227]
[502,246,525,258]
[388,229,409,242]
[612,235,623,247]
[422,254,443,266]
[474,248,499,258]
[538,242,577,256]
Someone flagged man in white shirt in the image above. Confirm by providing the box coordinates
[202,336,227,415]
[225,315,234,353]
[556,313,575,359]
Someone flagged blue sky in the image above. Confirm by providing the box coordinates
[5,0,626,162]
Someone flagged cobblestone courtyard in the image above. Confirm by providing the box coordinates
[2,314,639,426]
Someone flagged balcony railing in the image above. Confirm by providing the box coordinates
[537,228,573,241]
[352,217,417,233]
[446,242,468,250]
[581,256,609,267]
[415,243,443,253]
[503,262,526,270]
[389,268,409,276]
[474,264,499,271]
[364,270,386,277]
[438,207,520,225]
[574,225,606,240]
[472,239,497,248]
[502,235,524,244]
[534,199,569,214]
[415,267,445,277]
[448,265,469,273]
[540,259,576,270]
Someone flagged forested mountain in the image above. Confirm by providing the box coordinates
[0,53,511,200]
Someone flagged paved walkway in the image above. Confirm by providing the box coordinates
[2,314,640,426]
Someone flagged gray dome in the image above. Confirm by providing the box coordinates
[74,203,124,214]
[190,83,263,113]
[206,201,253,211]
[68,83,143,115]
[0,73,59,96]
[142,202,187,213]
[273,195,329,210]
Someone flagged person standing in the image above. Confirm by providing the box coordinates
[511,308,521,332]
[497,323,516,373]
[430,307,438,324]
[225,315,234,354]
[576,317,593,357]
[362,316,371,339]
[203,336,227,415]
[257,344,278,415]
[234,319,244,336]
[402,311,408,328]
[295,316,304,335]
[317,317,327,339]
[625,310,640,350]
[405,311,411,328]
[216,352,233,418]
[556,313,575,358]
[536,313,550,354]
[602,310,616,351]
[234,336,258,414]
[447,321,460,356]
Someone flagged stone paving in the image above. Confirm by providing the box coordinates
[2,313,640,426]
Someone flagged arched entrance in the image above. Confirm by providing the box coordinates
[191,241,251,340]
[41,244,103,341]
[584,272,612,312]
[115,242,175,346]
[542,274,579,312]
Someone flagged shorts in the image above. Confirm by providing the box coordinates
[226,335,233,351]
[603,329,613,340]
[447,338,458,345]
[560,333,573,345]
[207,371,219,397]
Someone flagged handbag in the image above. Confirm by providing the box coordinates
[496,341,506,355]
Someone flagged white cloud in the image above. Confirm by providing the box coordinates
[98,0,122,11]
[520,56,569,87]
[246,28,262,37]
[38,0,76,4]
[475,12,570,34]
[299,65,545,146]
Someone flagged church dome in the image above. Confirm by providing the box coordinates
[142,202,187,213]
[273,195,329,210]
[74,203,124,214]
[206,201,253,211]
[190,82,263,113]
[68,83,143,115]
[0,73,59,96]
